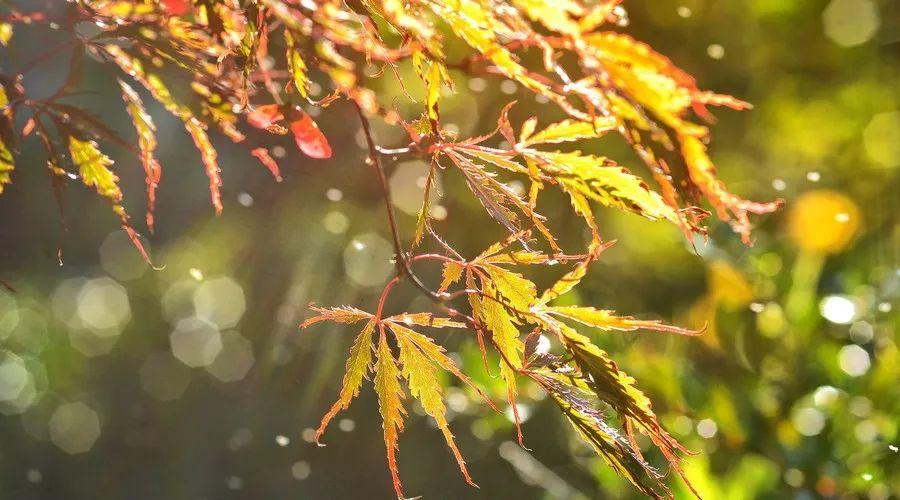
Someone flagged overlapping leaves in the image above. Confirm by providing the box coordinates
[1,1,781,498]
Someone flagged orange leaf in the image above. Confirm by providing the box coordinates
[162,0,190,15]
[247,104,284,130]
[251,147,282,182]
[290,111,332,159]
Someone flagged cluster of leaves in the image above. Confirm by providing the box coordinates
[0,0,781,498]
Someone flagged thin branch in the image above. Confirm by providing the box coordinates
[353,100,444,301]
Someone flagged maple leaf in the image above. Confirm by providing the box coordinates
[119,80,161,231]
[374,329,407,499]
[312,319,375,443]
[5,2,784,497]
[289,111,332,159]
[392,323,476,487]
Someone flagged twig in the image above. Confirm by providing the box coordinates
[352,100,443,301]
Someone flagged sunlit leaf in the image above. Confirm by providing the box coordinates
[680,134,781,243]
[439,261,464,293]
[374,330,407,499]
[548,306,701,335]
[119,80,162,230]
[392,324,476,486]
[314,319,375,442]
[521,117,618,146]
[301,306,373,328]
[284,31,309,99]
[69,136,124,217]
[290,111,332,159]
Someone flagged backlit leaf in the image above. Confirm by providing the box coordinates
[69,137,124,217]
[374,331,407,499]
[314,319,376,443]
[393,325,476,486]
[184,118,223,215]
[284,31,309,99]
[521,117,618,146]
[119,80,162,230]
[290,111,332,159]
[301,306,372,328]
[548,306,701,335]
[680,134,781,243]
[439,261,464,293]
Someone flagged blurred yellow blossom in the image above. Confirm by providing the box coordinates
[787,190,861,254]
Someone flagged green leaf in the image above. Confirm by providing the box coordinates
[375,331,407,499]
[393,324,476,486]
[314,319,376,442]
[69,136,124,218]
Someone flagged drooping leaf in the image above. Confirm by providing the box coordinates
[251,147,282,182]
[101,45,225,215]
[374,330,407,499]
[412,162,436,247]
[529,370,670,499]
[67,136,152,263]
[549,320,696,497]
[423,60,448,133]
[314,319,375,442]
[392,324,476,487]
[389,322,496,410]
[680,134,781,243]
[119,80,162,231]
[284,31,309,99]
[470,271,525,442]
[184,118,223,214]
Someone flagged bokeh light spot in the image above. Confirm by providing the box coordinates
[170,317,223,368]
[49,402,101,454]
[343,232,393,288]
[0,353,30,403]
[838,344,870,376]
[822,0,880,47]
[193,277,246,328]
[820,295,857,324]
[76,277,131,332]
[206,331,255,382]
[389,161,441,216]
[291,461,311,481]
[863,111,900,168]
[696,418,718,438]
[99,230,148,281]
[792,407,826,436]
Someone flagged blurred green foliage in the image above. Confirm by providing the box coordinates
[1,1,898,498]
